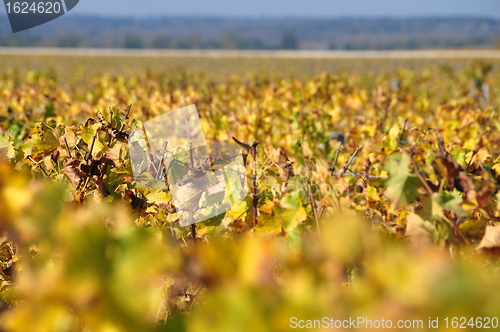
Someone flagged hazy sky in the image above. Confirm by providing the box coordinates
[71,0,500,18]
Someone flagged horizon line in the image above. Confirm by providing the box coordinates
[0,48,499,59]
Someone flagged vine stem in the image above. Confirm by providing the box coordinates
[118,103,132,132]
[330,141,343,176]
[306,160,321,234]
[466,148,479,173]
[63,138,72,158]
[408,152,470,245]
[408,152,434,195]
[339,144,362,178]
[27,156,49,177]
[191,224,197,240]
[251,141,259,229]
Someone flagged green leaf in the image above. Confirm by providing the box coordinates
[279,191,302,210]
[45,101,56,118]
[278,205,308,233]
[382,124,400,154]
[286,227,302,247]
[450,146,467,168]
[433,190,470,218]
[270,192,308,233]
[383,153,421,207]
[222,166,247,204]
[167,159,189,184]
[206,191,225,207]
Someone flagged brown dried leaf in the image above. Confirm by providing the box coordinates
[476,184,496,207]
[92,175,110,197]
[438,152,476,201]
[264,146,294,183]
[123,190,145,210]
[158,200,177,214]
[476,224,500,255]
[63,160,85,188]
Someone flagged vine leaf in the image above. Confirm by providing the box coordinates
[437,151,477,201]
[27,130,60,160]
[383,153,421,207]
[0,134,15,161]
[264,146,294,183]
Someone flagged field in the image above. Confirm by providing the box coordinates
[1,52,500,331]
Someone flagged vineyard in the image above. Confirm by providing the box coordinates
[1,57,500,331]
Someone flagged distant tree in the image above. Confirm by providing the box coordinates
[328,42,338,50]
[241,38,270,50]
[123,34,143,49]
[343,42,356,50]
[151,36,172,49]
[221,32,242,49]
[403,38,421,49]
[280,30,298,50]
[199,40,222,49]
[57,35,80,48]
[0,35,42,47]
[172,38,194,49]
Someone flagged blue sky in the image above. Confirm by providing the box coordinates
[71,0,500,18]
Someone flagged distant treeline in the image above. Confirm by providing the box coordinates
[0,15,498,50]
